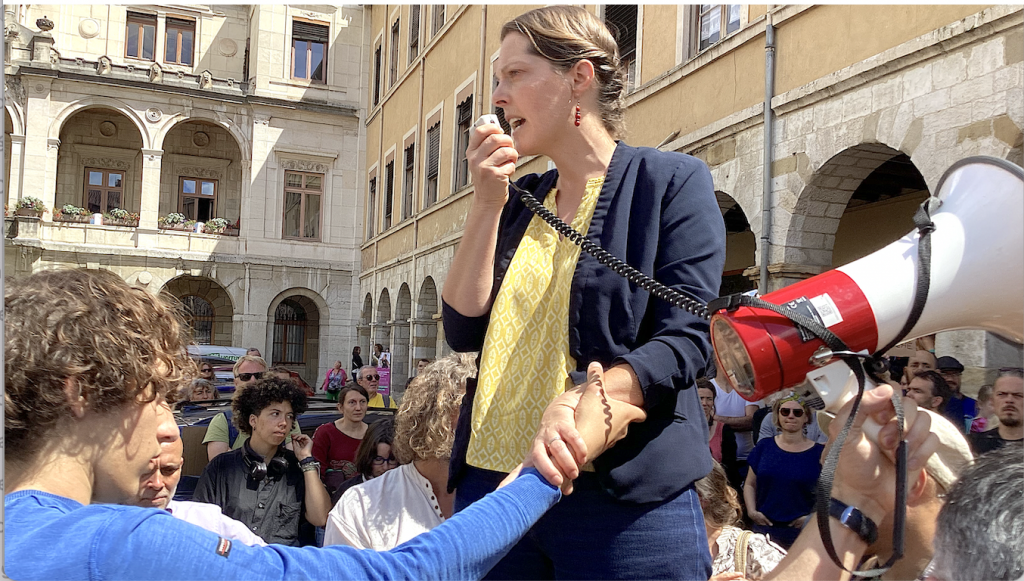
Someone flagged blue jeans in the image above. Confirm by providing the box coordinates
[455,466,712,580]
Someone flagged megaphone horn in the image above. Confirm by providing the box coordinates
[711,156,1024,405]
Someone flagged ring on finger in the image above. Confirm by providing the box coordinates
[547,436,562,447]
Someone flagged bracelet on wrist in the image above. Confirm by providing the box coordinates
[829,498,878,545]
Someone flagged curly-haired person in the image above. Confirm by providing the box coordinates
[324,353,476,549]
[193,376,332,546]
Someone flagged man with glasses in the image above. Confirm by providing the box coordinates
[969,367,1024,455]
[358,365,398,409]
[203,355,300,460]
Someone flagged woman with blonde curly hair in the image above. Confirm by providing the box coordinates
[323,353,476,550]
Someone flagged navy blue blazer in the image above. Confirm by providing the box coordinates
[443,141,726,503]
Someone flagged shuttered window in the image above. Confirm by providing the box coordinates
[367,176,377,239]
[403,144,415,219]
[455,96,473,190]
[390,20,400,87]
[431,5,445,36]
[425,123,441,206]
[384,161,395,230]
[292,20,328,82]
[409,6,420,62]
[604,5,638,91]
[373,45,382,105]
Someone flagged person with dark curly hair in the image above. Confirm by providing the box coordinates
[193,377,332,546]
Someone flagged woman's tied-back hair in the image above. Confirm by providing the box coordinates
[393,353,477,464]
[4,268,195,464]
[694,460,742,529]
[501,6,627,138]
[232,376,308,435]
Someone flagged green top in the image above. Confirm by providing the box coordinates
[201,412,301,449]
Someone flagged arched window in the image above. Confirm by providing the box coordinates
[182,295,214,345]
[273,299,307,364]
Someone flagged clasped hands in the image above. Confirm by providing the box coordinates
[503,362,647,494]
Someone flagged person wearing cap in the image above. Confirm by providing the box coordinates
[936,355,976,433]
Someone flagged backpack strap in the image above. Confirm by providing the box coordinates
[224,411,239,448]
[734,530,753,575]
[382,394,391,408]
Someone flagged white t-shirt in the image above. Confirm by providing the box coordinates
[165,500,267,546]
[323,463,446,551]
[713,379,762,460]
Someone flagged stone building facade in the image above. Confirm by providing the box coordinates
[361,4,1022,395]
[4,4,369,388]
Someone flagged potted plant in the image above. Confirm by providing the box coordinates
[203,217,229,234]
[103,208,140,227]
[183,219,198,233]
[16,197,46,217]
[158,212,187,231]
[54,204,91,223]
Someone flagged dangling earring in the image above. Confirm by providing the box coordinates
[574,101,582,127]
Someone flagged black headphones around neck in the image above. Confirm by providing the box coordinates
[242,441,290,482]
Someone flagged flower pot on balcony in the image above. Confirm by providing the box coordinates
[105,219,140,227]
[16,207,41,218]
[56,214,91,224]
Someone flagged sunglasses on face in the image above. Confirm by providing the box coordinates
[372,455,399,466]
[236,372,264,382]
[362,374,380,381]
[200,368,213,373]
[779,407,805,418]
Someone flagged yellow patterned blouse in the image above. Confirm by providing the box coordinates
[467,176,605,473]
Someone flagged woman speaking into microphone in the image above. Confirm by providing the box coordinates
[441,6,726,579]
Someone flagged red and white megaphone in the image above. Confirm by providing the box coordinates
[711,156,1024,410]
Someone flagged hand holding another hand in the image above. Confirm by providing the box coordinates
[524,362,646,494]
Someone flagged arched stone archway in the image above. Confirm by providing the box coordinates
[162,275,234,346]
[159,120,243,225]
[357,293,373,367]
[375,287,392,360]
[781,143,928,280]
[49,97,151,150]
[717,191,757,296]
[392,283,413,393]
[154,111,250,162]
[267,288,327,387]
[55,107,145,215]
[414,277,440,364]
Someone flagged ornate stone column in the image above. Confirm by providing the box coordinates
[139,148,163,230]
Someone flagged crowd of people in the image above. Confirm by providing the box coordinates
[4,6,1022,581]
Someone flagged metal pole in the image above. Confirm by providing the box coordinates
[759,15,776,294]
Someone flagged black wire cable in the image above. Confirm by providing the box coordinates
[510,183,712,320]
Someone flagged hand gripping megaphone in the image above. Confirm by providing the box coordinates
[710,156,1024,410]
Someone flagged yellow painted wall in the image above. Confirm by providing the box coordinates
[417,195,472,246]
[640,5,678,86]
[775,5,991,96]
[377,222,415,263]
[625,35,765,147]
[832,193,928,267]
[748,5,768,23]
